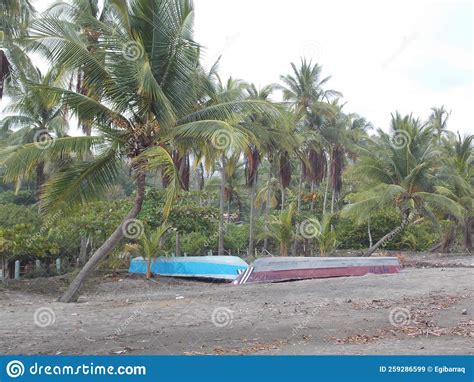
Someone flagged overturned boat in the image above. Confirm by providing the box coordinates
[129,256,248,281]
[233,256,401,285]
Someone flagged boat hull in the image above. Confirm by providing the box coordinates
[129,256,248,281]
[233,257,401,285]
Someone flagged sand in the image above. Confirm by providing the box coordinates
[0,255,472,355]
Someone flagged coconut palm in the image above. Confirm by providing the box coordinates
[44,0,107,136]
[428,106,451,142]
[0,0,35,99]
[320,103,372,213]
[434,133,473,251]
[342,113,463,255]
[0,67,69,195]
[125,223,172,279]
[279,59,341,214]
[2,0,278,302]
[261,203,300,256]
[244,84,289,255]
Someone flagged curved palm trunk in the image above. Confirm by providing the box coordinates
[248,169,258,257]
[59,174,146,303]
[218,155,226,256]
[365,211,411,256]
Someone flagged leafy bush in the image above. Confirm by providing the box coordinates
[0,191,36,205]
[335,208,441,251]
[49,199,133,256]
[224,223,249,253]
[140,190,219,235]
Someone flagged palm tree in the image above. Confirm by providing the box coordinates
[0,67,69,196]
[279,58,341,214]
[2,0,278,302]
[320,103,372,214]
[428,106,451,141]
[434,133,473,252]
[261,203,299,256]
[0,0,35,99]
[342,113,463,256]
[125,223,172,279]
[44,0,107,136]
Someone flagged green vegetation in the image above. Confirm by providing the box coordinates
[0,0,472,302]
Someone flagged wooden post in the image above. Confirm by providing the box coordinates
[56,258,61,274]
[184,252,187,257]
[35,259,41,270]
[14,260,20,280]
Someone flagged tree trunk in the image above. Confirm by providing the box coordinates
[281,187,286,211]
[78,236,89,266]
[59,173,146,303]
[464,217,473,252]
[297,163,303,213]
[146,258,152,279]
[330,191,335,214]
[310,181,315,211]
[218,155,226,256]
[197,162,205,191]
[365,210,411,256]
[0,50,10,99]
[368,219,373,248]
[441,222,457,252]
[35,161,46,200]
[175,231,181,257]
[322,154,330,215]
[263,165,272,252]
[248,169,258,257]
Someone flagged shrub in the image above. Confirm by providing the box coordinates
[335,208,441,251]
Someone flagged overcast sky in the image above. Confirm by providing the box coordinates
[13,0,474,135]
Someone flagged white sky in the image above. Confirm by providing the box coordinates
[5,0,473,135]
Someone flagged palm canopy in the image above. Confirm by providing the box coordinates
[343,113,463,227]
[1,66,69,144]
[279,58,341,116]
[2,0,280,214]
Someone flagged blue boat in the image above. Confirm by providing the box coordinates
[129,256,248,281]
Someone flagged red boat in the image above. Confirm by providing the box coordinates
[233,256,401,285]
